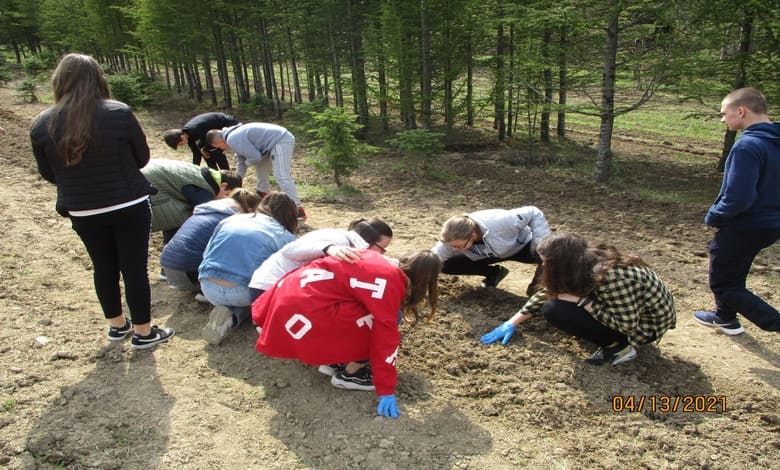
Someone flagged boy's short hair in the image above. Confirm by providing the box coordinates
[163,129,183,150]
[724,87,769,115]
[206,129,224,146]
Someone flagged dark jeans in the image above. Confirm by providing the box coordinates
[442,241,542,293]
[709,226,780,331]
[70,200,152,325]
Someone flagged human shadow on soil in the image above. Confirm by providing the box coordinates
[731,333,780,369]
[24,346,173,468]
[731,333,780,391]
[205,326,493,468]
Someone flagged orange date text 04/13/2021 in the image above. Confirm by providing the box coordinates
[611,395,727,413]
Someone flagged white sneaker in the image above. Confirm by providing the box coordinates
[202,306,234,345]
[194,293,210,303]
[610,345,637,366]
[318,364,340,376]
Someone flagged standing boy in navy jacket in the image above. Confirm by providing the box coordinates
[695,87,780,335]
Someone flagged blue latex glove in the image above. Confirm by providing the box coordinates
[481,321,516,345]
[377,394,399,418]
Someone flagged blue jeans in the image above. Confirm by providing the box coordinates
[709,226,780,331]
[199,279,252,326]
[164,268,200,292]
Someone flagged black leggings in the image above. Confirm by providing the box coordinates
[442,242,542,293]
[442,241,540,277]
[70,200,152,325]
[542,299,627,349]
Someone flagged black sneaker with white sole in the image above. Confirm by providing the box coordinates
[131,325,175,350]
[585,343,637,366]
[107,319,133,341]
[331,365,375,391]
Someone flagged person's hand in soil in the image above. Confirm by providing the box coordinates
[377,395,399,418]
[481,322,517,345]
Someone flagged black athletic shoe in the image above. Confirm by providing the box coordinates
[585,343,637,366]
[131,326,175,350]
[107,319,133,341]
[481,266,510,288]
[330,365,375,391]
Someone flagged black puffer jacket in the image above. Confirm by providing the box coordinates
[182,112,240,153]
[31,99,154,216]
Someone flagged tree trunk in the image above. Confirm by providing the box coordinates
[213,26,232,108]
[348,0,369,126]
[260,16,275,101]
[399,30,416,129]
[226,25,247,104]
[507,23,514,138]
[540,26,552,144]
[191,58,203,102]
[287,27,303,104]
[443,20,453,133]
[557,25,568,138]
[719,14,753,171]
[279,58,287,103]
[249,43,264,98]
[307,67,316,102]
[375,15,389,131]
[164,62,171,90]
[494,0,506,142]
[466,36,474,126]
[259,16,281,115]
[328,18,344,108]
[420,0,432,129]
[203,53,217,106]
[596,5,619,184]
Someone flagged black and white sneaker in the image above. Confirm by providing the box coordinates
[131,326,175,350]
[107,319,133,341]
[331,365,375,391]
[585,343,637,366]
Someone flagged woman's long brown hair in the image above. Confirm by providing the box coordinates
[537,233,646,297]
[398,250,441,324]
[47,54,111,167]
[256,191,299,234]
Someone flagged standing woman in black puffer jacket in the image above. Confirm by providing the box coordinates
[30,53,174,350]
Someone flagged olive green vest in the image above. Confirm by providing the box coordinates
[142,159,217,232]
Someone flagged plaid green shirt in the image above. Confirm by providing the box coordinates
[520,265,676,346]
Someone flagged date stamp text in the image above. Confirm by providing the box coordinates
[611,395,727,413]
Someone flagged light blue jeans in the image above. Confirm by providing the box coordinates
[199,279,252,326]
[164,268,200,292]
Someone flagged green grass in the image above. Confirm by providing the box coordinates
[299,183,362,203]
[562,104,723,142]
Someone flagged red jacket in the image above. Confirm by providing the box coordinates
[252,250,407,396]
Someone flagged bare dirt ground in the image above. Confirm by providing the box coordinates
[0,83,778,469]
